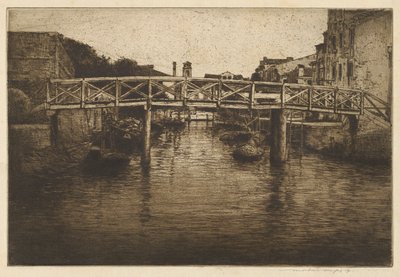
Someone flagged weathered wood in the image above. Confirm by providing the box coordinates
[46,80,50,103]
[182,78,188,106]
[80,80,86,108]
[270,109,287,164]
[360,90,364,115]
[333,87,338,113]
[280,83,286,108]
[46,77,367,115]
[249,82,255,109]
[217,80,222,107]
[364,96,390,122]
[120,82,147,99]
[141,81,152,167]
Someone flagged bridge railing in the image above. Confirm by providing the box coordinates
[45,76,365,116]
[282,84,364,115]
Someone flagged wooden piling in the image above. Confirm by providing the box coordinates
[115,79,120,120]
[270,109,287,164]
[141,81,152,166]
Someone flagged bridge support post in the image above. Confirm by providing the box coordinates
[270,109,287,164]
[141,105,152,167]
[141,81,152,167]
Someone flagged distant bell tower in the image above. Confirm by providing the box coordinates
[182,61,192,77]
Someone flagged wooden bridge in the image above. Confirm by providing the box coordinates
[45,76,366,115]
[43,76,390,165]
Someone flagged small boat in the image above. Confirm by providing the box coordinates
[233,144,264,161]
[84,146,131,170]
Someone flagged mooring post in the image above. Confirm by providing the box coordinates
[141,80,152,167]
[270,109,287,164]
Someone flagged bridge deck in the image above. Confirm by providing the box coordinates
[45,76,367,116]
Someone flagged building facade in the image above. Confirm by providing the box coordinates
[308,9,392,162]
[313,9,392,106]
[204,71,244,80]
[253,55,315,84]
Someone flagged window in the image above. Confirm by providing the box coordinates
[347,62,353,86]
[332,64,337,80]
[339,33,343,48]
[338,64,342,80]
[347,62,353,77]
[331,36,337,51]
[349,29,355,46]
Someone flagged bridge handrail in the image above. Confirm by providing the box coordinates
[45,76,393,123]
[50,76,287,86]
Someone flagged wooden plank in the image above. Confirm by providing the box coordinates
[336,109,362,115]
[186,82,216,99]
[249,82,255,109]
[220,84,251,100]
[146,79,152,110]
[152,101,184,107]
[284,105,309,111]
[120,82,147,99]
[81,80,85,108]
[56,85,81,102]
[118,101,147,107]
[151,80,183,98]
[281,83,285,108]
[87,82,114,100]
[284,88,308,103]
[46,80,50,103]
[253,104,282,110]
[364,96,390,122]
[86,82,116,100]
[333,87,338,113]
[187,102,217,108]
[115,79,120,107]
[360,91,364,115]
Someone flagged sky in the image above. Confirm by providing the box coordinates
[8,8,327,78]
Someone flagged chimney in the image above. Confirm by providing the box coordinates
[182,61,192,77]
[172,61,177,77]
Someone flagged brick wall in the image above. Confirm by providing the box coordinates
[56,109,102,145]
[9,124,52,152]
[8,32,75,104]
[303,123,391,163]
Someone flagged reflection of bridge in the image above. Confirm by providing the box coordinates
[44,76,390,164]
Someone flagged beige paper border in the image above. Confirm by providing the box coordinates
[1,0,398,276]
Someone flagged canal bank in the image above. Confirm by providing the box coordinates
[9,108,391,177]
[299,122,391,164]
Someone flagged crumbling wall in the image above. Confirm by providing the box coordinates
[56,109,102,145]
[353,13,392,134]
[8,32,75,105]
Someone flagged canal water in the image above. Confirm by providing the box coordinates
[9,122,392,265]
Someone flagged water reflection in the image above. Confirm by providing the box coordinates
[139,168,151,224]
[9,122,391,265]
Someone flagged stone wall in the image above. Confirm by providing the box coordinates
[9,124,52,152]
[352,13,392,134]
[303,124,351,156]
[353,13,392,103]
[302,121,391,163]
[55,109,102,145]
[8,32,75,105]
[8,32,75,80]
